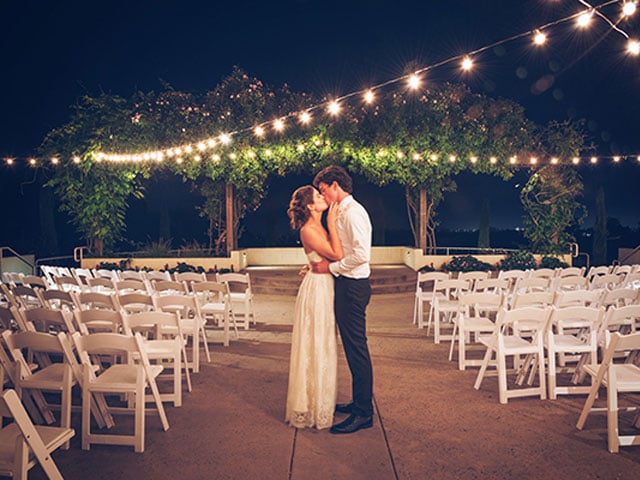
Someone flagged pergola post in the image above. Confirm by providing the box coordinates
[225,183,235,256]
[419,188,427,254]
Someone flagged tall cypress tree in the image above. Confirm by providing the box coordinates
[478,199,490,249]
[592,186,607,265]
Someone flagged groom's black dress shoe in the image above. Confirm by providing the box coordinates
[329,414,373,434]
[334,403,353,414]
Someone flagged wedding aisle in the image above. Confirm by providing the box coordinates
[25,291,640,479]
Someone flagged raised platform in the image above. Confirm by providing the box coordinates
[248,265,415,296]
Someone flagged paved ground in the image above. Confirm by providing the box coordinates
[26,291,640,479]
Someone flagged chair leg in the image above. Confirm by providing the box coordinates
[448,323,457,362]
[474,345,494,390]
[200,324,211,363]
[607,381,620,453]
[498,351,509,404]
[548,351,557,400]
[135,384,145,453]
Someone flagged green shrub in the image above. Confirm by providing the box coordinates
[499,250,537,271]
[418,264,435,272]
[442,255,494,272]
[539,256,569,269]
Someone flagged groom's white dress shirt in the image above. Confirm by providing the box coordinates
[329,195,372,280]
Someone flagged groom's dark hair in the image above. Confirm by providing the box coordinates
[312,165,353,193]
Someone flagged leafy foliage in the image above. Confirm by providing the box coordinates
[442,255,494,272]
[37,68,588,254]
[539,256,569,269]
[520,165,587,254]
[499,250,537,270]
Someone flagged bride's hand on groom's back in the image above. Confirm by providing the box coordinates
[311,258,330,274]
[298,265,310,277]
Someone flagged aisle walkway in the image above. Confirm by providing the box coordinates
[29,292,640,479]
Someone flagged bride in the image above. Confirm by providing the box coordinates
[285,185,343,429]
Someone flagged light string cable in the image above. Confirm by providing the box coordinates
[3,1,638,166]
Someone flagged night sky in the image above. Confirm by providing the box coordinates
[1,1,639,254]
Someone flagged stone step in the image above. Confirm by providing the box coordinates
[247,265,416,296]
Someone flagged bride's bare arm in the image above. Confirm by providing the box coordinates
[300,204,343,261]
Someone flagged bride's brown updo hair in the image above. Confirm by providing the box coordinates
[287,185,315,230]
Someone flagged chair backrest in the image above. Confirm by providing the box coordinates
[513,276,551,294]
[0,388,72,480]
[216,272,252,295]
[53,275,82,292]
[590,273,624,291]
[0,305,16,331]
[587,265,612,280]
[553,289,602,308]
[458,291,504,316]
[552,275,588,292]
[530,268,557,279]
[557,266,586,278]
[143,270,172,282]
[73,291,117,311]
[115,292,155,314]
[92,268,119,281]
[457,271,490,290]
[2,330,67,374]
[623,272,640,288]
[191,281,231,306]
[415,271,450,293]
[20,275,48,289]
[2,272,23,286]
[496,306,551,337]
[174,272,207,284]
[549,305,604,332]
[86,276,116,293]
[39,289,76,311]
[120,270,145,281]
[599,287,638,309]
[473,277,510,294]
[511,290,555,309]
[72,268,94,286]
[114,279,149,295]
[151,280,188,295]
[23,307,76,333]
[73,309,124,334]
[599,304,640,337]
[612,265,632,276]
[123,310,182,337]
[433,278,470,299]
[8,285,44,309]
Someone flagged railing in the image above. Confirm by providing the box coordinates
[0,246,35,276]
[619,244,640,265]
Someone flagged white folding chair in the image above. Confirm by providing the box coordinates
[557,266,586,278]
[529,268,557,280]
[191,281,238,347]
[590,273,624,291]
[553,289,602,308]
[2,331,75,449]
[153,294,211,373]
[216,272,256,329]
[123,311,192,406]
[576,331,640,453]
[474,306,551,404]
[449,291,504,370]
[0,389,74,480]
[72,332,170,453]
[599,287,638,309]
[544,306,605,399]
[412,271,450,328]
[551,275,588,292]
[430,278,470,344]
[457,271,490,291]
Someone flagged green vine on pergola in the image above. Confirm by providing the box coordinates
[39,67,589,257]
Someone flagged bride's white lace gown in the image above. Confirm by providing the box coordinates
[285,251,337,429]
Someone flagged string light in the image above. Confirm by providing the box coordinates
[407,73,421,90]
[577,10,594,28]
[4,1,639,167]
[622,1,637,17]
[461,56,474,71]
[533,30,547,45]
[364,90,375,104]
[273,119,285,132]
[572,157,580,164]
[299,111,312,124]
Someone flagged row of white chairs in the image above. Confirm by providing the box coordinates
[413,269,640,342]
[2,270,256,333]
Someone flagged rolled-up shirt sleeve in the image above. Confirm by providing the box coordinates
[329,198,372,279]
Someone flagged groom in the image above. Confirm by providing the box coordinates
[312,165,374,435]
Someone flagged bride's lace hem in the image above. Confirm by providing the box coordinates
[286,410,334,430]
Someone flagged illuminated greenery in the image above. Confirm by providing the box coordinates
[38,67,587,254]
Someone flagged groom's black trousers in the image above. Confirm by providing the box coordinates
[334,276,373,417]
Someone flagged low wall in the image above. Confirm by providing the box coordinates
[81,247,572,272]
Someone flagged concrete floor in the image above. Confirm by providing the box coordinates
[25,291,640,479]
